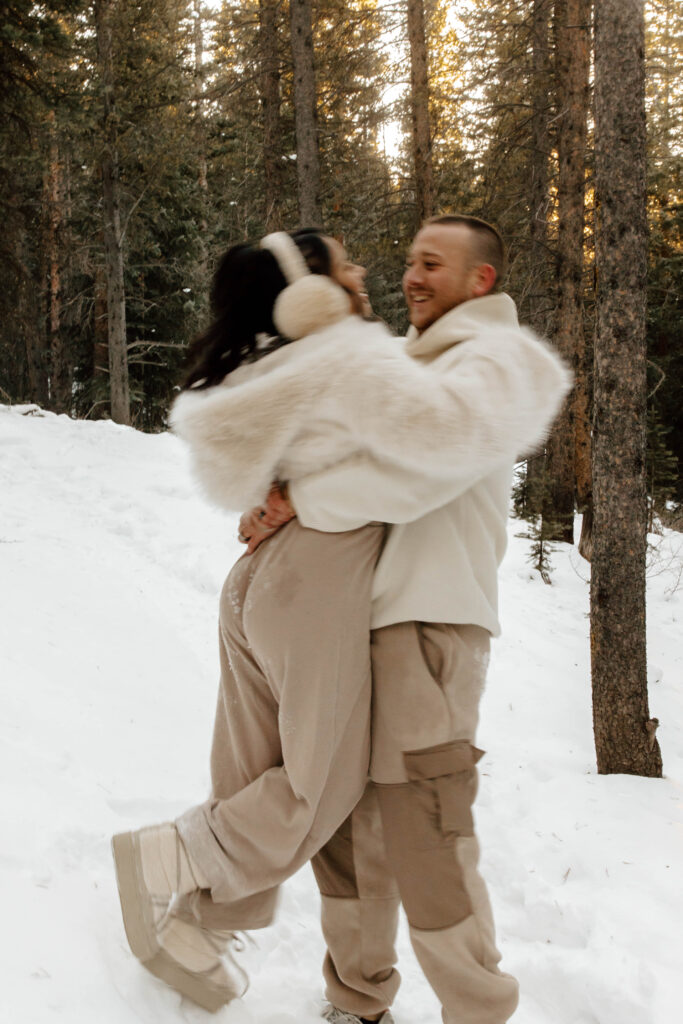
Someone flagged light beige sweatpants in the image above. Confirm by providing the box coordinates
[176,519,385,931]
[312,622,519,1024]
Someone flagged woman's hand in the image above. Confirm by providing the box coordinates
[238,483,296,554]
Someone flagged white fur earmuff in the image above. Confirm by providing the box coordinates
[273,274,351,340]
[260,232,351,340]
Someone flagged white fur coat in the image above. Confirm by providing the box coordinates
[170,306,571,513]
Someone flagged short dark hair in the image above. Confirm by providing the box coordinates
[425,214,506,285]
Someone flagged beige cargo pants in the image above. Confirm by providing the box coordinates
[175,518,385,931]
[311,621,519,1024]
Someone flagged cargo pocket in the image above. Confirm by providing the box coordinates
[403,740,484,838]
[376,740,485,930]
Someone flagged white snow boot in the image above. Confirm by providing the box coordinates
[112,822,243,1010]
[153,914,248,1011]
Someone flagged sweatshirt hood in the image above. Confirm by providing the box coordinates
[404,293,520,361]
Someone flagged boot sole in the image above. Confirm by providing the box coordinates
[142,949,236,1012]
[112,831,159,962]
[112,831,237,1012]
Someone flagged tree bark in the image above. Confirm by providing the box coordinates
[193,1,208,229]
[91,258,110,418]
[94,0,130,425]
[570,1,593,553]
[193,0,208,199]
[544,0,591,544]
[524,0,552,519]
[20,234,49,407]
[528,0,552,336]
[192,0,210,301]
[407,0,434,228]
[260,0,283,232]
[591,0,662,776]
[290,0,321,227]
[45,112,72,413]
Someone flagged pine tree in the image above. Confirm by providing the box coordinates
[0,0,75,408]
[591,0,662,777]
[259,0,284,232]
[407,0,434,227]
[291,0,322,225]
[544,0,592,545]
[94,0,130,425]
[645,0,683,503]
[646,406,679,531]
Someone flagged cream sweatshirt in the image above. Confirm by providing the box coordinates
[288,293,572,635]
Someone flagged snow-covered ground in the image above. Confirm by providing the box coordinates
[1,403,681,1024]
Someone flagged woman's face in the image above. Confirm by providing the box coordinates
[325,237,371,317]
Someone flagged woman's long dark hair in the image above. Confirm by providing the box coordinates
[182,230,332,391]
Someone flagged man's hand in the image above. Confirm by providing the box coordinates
[238,483,296,554]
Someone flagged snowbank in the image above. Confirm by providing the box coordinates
[1,404,680,1024]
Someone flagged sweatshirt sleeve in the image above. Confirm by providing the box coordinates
[341,329,572,480]
[289,328,572,531]
[289,455,482,530]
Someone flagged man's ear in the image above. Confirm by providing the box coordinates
[470,263,497,298]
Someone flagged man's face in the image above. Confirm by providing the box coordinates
[402,224,482,331]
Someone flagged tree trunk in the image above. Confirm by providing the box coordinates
[570,10,593,520]
[193,0,207,199]
[20,234,49,407]
[528,0,552,336]
[91,258,110,418]
[193,0,209,254]
[407,0,434,228]
[524,0,552,519]
[192,0,211,312]
[45,112,72,414]
[94,0,130,425]
[290,0,321,227]
[544,0,591,544]
[260,0,283,232]
[591,0,662,777]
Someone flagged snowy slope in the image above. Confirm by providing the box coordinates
[1,403,681,1024]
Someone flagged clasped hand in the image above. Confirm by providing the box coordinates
[238,482,296,554]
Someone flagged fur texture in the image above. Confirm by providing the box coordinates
[170,301,571,513]
[259,232,309,283]
[273,275,350,340]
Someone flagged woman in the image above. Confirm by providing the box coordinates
[111,228,475,1013]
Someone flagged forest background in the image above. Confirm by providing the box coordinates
[0,1,681,773]
[0,0,679,477]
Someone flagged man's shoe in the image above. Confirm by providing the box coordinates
[323,1006,395,1024]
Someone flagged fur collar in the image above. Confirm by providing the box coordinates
[405,293,519,361]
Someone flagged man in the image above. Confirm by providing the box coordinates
[246,215,571,1024]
